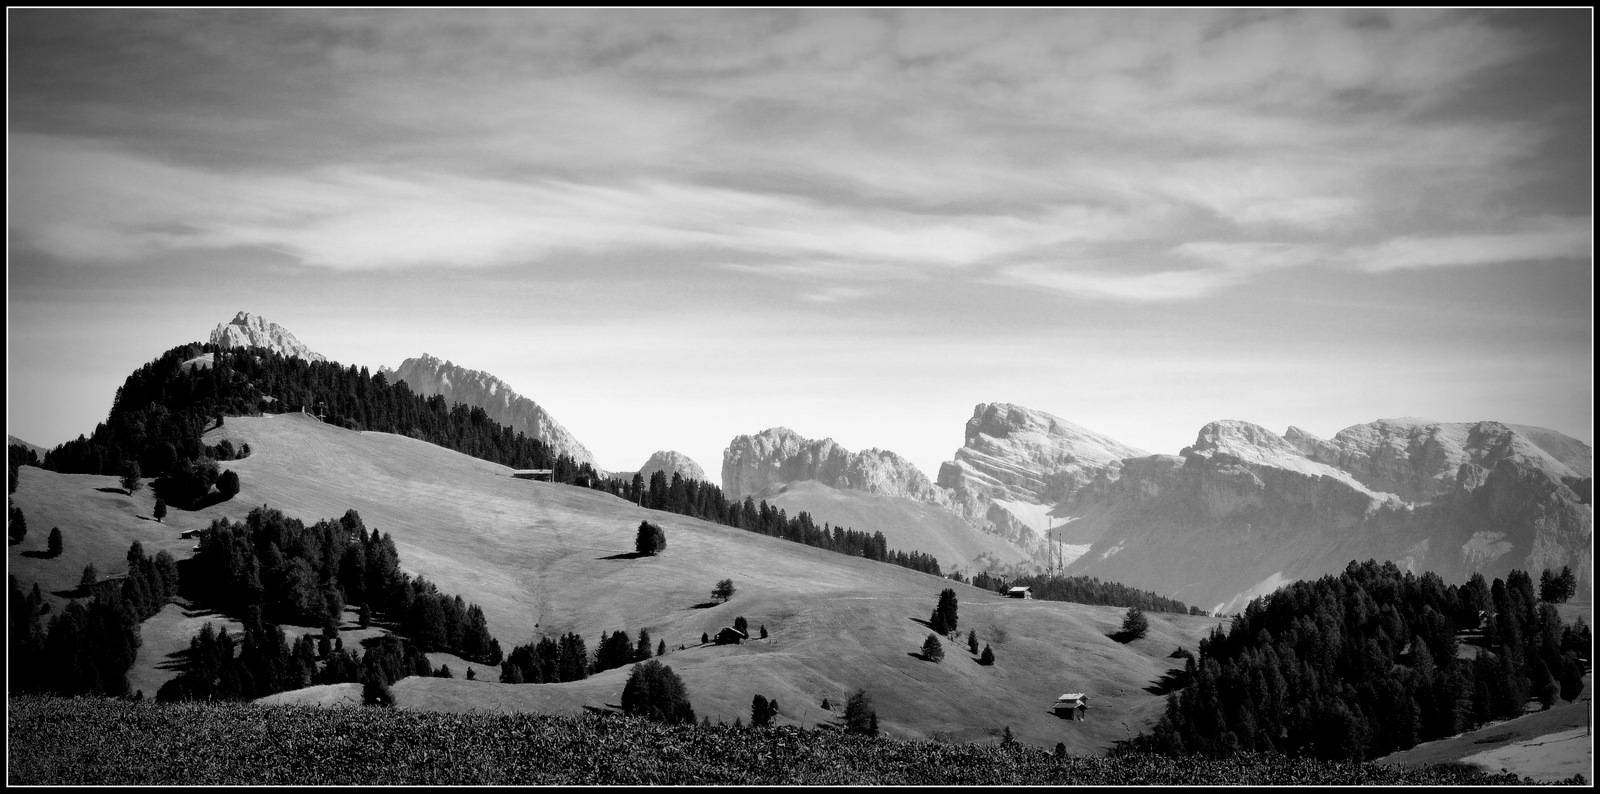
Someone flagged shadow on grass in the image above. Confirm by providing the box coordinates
[158,647,196,672]
[908,617,937,631]
[1107,630,1141,644]
[96,487,128,495]
[691,602,719,610]
[598,551,652,561]
[21,550,56,559]
[1144,668,1190,696]
[181,607,223,619]
[907,651,945,663]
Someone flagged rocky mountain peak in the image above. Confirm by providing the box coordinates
[209,311,326,362]
[721,427,947,505]
[636,451,706,484]
[381,355,596,468]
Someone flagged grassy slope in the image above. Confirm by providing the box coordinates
[763,480,1033,575]
[9,413,1219,752]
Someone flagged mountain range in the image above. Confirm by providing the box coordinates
[203,312,1596,610]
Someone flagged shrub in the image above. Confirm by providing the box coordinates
[621,660,696,725]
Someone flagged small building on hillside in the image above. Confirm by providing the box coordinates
[1006,586,1032,599]
[1053,693,1089,721]
[512,469,555,482]
[180,529,203,539]
[715,627,748,646]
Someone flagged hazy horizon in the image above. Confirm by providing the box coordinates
[7,9,1593,480]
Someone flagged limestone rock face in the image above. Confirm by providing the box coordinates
[721,428,950,506]
[636,451,706,484]
[1061,419,1592,612]
[1285,418,1591,504]
[380,354,596,468]
[209,312,326,362]
[934,403,1148,557]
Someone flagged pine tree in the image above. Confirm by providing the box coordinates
[1122,606,1149,640]
[657,639,666,657]
[933,588,959,635]
[120,460,142,496]
[759,625,768,639]
[733,616,749,636]
[980,644,995,666]
[79,563,98,590]
[752,693,772,727]
[967,629,979,655]
[153,498,167,523]
[621,659,696,724]
[636,628,653,661]
[844,689,876,736]
[922,633,944,663]
[466,667,476,681]
[635,520,666,555]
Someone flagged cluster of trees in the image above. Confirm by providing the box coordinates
[588,470,942,576]
[39,344,594,487]
[1539,566,1578,603]
[929,588,959,634]
[500,633,593,684]
[844,689,879,736]
[594,627,657,673]
[969,572,1201,615]
[187,507,500,665]
[9,443,38,543]
[8,570,142,698]
[963,627,997,665]
[750,694,781,727]
[1125,560,1590,761]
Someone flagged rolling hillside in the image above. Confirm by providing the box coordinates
[8,413,1219,751]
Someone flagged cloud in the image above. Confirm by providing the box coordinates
[1346,219,1593,272]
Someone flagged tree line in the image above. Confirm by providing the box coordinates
[585,469,942,576]
[963,571,1202,615]
[1122,559,1591,761]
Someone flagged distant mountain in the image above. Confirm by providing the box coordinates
[209,311,326,362]
[7,436,49,458]
[1059,419,1593,613]
[722,427,951,505]
[934,402,1148,560]
[635,451,705,484]
[380,354,596,469]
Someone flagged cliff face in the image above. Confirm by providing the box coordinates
[380,354,596,468]
[1061,420,1592,612]
[635,451,706,484]
[934,403,1148,559]
[721,428,950,506]
[1286,418,1591,504]
[209,312,325,362]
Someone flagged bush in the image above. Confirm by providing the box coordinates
[621,660,696,725]
[635,521,667,555]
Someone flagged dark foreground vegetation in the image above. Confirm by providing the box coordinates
[6,695,1569,786]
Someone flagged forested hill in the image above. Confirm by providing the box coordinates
[41,343,593,482]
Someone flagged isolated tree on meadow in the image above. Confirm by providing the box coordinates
[713,578,735,603]
[621,659,696,725]
[466,667,476,681]
[922,633,945,663]
[635,520,666,555]
[759,624,768,639]
[657,639,666,657]
[8,505,25,544]
[930,588,959,635]
[980,644,995,666]
[1122,606,1149,640]
[701,631,710,645]
[80,563,99,590]
[153,498,167,523]
[120,460,142,496]
[967,629,979,655]
[47,526,62,557]
[844,689,877,736]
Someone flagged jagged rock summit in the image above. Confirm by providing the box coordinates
[722,427,949,506]
[209,311,326,362]
[636,451,706,484]
[380,354,597,468]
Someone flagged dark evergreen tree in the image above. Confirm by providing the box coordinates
[1121,606,1149,640]
[967,629,979,655]
[922,633,944,662]
[932,588,959,635]
[635,628,653,662]
[620,659,696,724]
[713,578,735,603]
[216,469,241,500]
[844,689,877,736]
[80,563,99,590]
[47,526,62,557]
[759,625,768,639]
[733,616,749,636]
[153,497,167,523]
[751,693,772,727]
[980,644,995,666]
[362,673,394,707]
[635,520,666,555]
[8,504,25,544]
[120,460,142,495]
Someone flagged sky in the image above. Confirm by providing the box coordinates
[6,9,1593,480]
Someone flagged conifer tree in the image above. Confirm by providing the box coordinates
[120,460,142,496]
[844,689,876,736]
[79,563,98,590]
[1122,606,1149,640]
[981,644,995,666]
[968,629,979,655]
[922,633,944,663]
[153,498,167,523]
[751,693,772,727]
[7,505,25,544]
